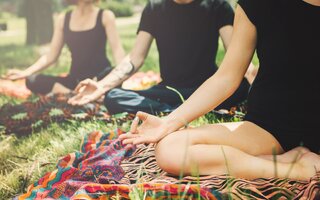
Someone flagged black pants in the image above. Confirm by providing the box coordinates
[26,68,112,95]
[26,74,79,95]
[104,79,250,114]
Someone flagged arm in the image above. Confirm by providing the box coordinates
[121,6,258,144]
[99,31,153,91]
[102,10,126,65]
[4,14,65,80]
[68,31,154,105]
[220,24,257,84]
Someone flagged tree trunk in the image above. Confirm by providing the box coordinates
[23,0,54,45]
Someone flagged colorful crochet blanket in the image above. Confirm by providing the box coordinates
[0,94,134,136]
[18,129,220,200]
[19,129,320,200]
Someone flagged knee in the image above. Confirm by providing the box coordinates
[155,134,185,175]
[25,75,38,92]
[104,88,123,114]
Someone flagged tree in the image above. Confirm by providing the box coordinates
[19,0,54,45]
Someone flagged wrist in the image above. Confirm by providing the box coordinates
[96,82,108,94]
[163,115,188,132]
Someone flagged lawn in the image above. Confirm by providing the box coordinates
[0,15,257,199]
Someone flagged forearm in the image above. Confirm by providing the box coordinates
[98,55,142,91]
[165,70,243,131]
[113,48,126,66]
[24,55,54,75]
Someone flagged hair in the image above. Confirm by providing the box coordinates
[64,0,100,5]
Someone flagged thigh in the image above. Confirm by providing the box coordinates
[157,121,284,157]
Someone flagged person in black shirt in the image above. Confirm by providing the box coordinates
[69,0,256,114]
[120,0,320,181]
[3,0,125,95]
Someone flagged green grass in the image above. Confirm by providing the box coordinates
[0,15,258,199]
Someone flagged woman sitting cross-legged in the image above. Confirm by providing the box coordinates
[3,0,125,95]
[120,0,320,181]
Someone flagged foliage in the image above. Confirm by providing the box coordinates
[101,0,134,17]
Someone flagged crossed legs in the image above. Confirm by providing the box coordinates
[155,121,320,180]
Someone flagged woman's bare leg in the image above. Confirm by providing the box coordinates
[259,147,310,163]
[155,121,320,180]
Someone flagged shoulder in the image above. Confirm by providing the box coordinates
[102,10,116,26]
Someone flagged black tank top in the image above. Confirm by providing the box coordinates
[239,0,320,132]
[64,9,112,81]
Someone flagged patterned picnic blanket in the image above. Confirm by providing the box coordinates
[19,129,320,200]
[18,129,220,200]
[0,94,134,136]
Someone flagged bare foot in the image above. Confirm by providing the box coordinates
[294,152,320,180]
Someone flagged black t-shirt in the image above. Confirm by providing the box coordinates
[239,0,320,132]
[138,0,234,88]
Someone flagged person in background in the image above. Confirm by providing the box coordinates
[68,0,257,114]
[3,0,125,95]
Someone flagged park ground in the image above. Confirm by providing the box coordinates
[0,14,258,199]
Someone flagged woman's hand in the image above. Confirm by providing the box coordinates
[119,111,174,145]
[68,79,105,106]
[2,69,30,81]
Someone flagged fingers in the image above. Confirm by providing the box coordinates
[68,94,83,105]
[4,75,21,81]
[3,70,22,80]
[132,135,155,145]
[119,132,157,145]
[74,82,88,94]
[74,79,92,93]
[130,116,140,134]
[7,69,20,75]
[76,96,93,106]
[136,111,149,121]
[119,132,140,144]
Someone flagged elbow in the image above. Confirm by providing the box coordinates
[212,72,243,94]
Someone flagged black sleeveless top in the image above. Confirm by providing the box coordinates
[239,0,320,150]
[64,9,112,81]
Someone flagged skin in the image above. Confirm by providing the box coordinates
[120,1,320,181]
[68,0,257,106]
[2,0,125,94]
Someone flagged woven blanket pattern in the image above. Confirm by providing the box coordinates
[121,144,320,199]
[0,94,134,136]
[18,129,221,200]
